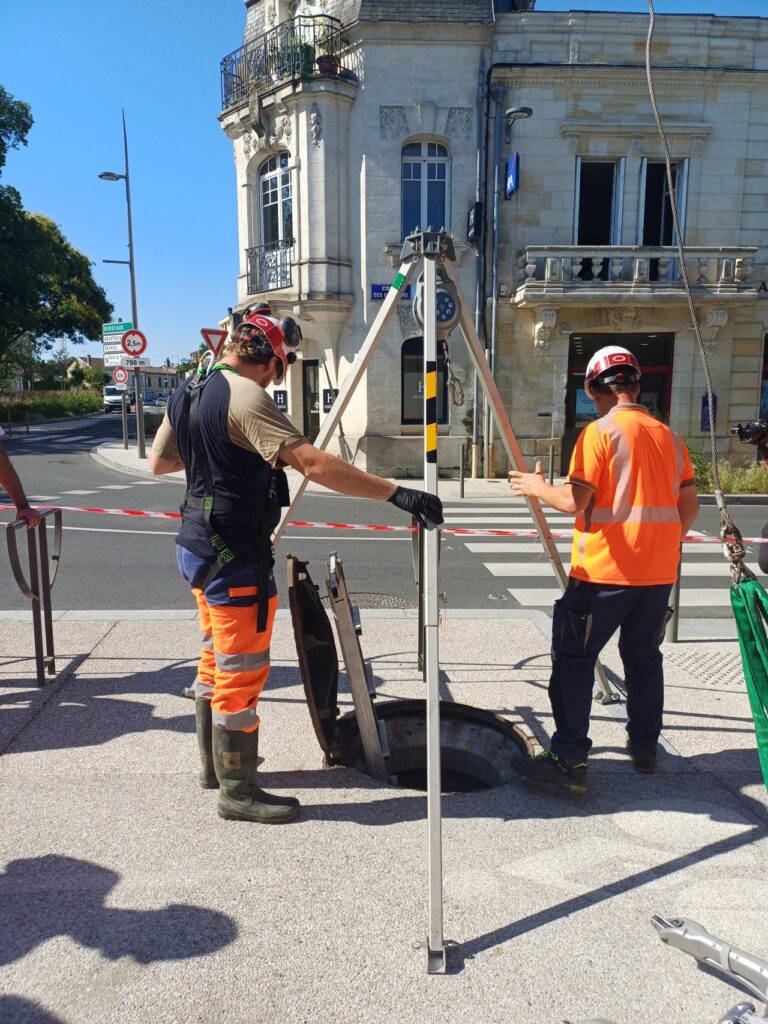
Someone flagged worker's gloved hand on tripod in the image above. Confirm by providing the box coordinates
[388,486,444,528]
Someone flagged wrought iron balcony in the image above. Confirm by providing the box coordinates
[221,15,345,109]
[246,238,294,295]
[514,245,759,304]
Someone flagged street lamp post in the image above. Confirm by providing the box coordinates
[99,110,146,459]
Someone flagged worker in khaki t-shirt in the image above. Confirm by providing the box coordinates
[149,304,443,825]
[509,346,699,793]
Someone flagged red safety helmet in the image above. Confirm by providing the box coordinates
[584,346,641,392]
[240,302,302,381]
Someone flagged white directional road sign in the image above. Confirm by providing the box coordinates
[121,329,147,356]
[120,356,150,368]
[112,367,129,384]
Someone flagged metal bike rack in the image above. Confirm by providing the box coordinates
[6,509,63,687]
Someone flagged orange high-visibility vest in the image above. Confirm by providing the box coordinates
[567,404,695,586]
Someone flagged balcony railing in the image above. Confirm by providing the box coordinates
[246,238,294,294]
[515,245,758,300]
[221,15,345,108]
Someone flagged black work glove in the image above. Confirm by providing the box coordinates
[388,486,444,528]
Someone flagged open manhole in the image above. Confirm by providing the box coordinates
[331,699,534,793]
[287,555,533,794]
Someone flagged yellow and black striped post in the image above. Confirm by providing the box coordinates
[424,360,438,466]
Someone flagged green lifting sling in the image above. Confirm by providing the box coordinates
[729,565,768,789]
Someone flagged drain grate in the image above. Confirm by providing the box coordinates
[663,646,745,689]
[321,592,416,610]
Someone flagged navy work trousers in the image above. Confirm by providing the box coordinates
[549,577,673,762]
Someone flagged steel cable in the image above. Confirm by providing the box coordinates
[645,0,750,579]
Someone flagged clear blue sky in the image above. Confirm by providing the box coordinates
[2,0,765,366]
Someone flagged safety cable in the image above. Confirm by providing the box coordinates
[645,0,752,583]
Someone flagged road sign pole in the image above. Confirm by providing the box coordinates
[134,367,146,459]
[121,393,129,449]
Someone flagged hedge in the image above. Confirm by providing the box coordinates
[689,448,768,495]
[0,390,102,423]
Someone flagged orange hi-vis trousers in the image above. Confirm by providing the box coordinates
[177,546,279,733]
[191,584,278,732]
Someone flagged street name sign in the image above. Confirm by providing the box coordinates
[201,328,228,358]
[120,356,150,368]
[121,329,147,356]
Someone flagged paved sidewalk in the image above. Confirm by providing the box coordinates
[1,609,766,1024]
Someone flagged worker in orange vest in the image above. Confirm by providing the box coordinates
[509,346,699,793]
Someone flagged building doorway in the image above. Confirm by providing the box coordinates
[302,359,320,441]
[561,332,674,473]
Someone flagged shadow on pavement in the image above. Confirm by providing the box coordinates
[0,996,67,1024]
[451,825,765,973]
[0,855,237,967]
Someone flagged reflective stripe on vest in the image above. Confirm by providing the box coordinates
[589,506,681,524]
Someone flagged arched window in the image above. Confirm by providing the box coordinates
[401,336,448,426]
[401,142,450,240]
[259,152,293,244]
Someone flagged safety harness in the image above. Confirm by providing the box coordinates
[177,363,287,632]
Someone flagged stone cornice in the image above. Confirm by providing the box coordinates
[560,120,712,139]
[494,64,768,91]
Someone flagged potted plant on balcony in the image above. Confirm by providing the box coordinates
[316,52,339,75]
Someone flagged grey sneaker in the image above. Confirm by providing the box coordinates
[518,747,587,794]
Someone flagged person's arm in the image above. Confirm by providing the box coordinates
[148,412,184,475]
[677,483,699,536]
[148,450,184,476]
[280,441,396,500]
[0,444,40,528]
[508,459,593,515]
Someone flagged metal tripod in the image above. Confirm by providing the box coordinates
[273,229,617,973]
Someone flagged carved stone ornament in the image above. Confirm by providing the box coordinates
[698,308,727,350]
[267,5,276,26]
[309,103,322,146]
[609,306,640,331]
[534,310,557,351]
[379,106,408,140]
[446,108,473,142]
[269,114,292,148]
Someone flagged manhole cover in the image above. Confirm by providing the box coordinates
[320,592,416,610]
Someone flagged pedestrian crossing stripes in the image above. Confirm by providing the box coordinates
[442,501,737,617]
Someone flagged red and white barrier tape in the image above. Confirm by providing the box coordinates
[1,503,765,545]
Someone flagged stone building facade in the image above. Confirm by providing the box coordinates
[219,0,768,475]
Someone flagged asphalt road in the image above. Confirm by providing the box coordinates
[0,414,764,618]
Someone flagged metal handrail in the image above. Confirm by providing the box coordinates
[220,14,345,108]
[6,509,62,687]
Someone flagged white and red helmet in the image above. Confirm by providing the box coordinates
[585,346,641,391]
[240,303,302,381]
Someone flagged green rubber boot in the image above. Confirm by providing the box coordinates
[213,726,299,824]
[195,700,219,790]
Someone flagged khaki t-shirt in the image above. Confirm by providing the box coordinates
[152,371,305,466]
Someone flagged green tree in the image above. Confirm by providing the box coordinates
[69,365,86,391]
[0,86,112,368]
[84,364,108,390]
